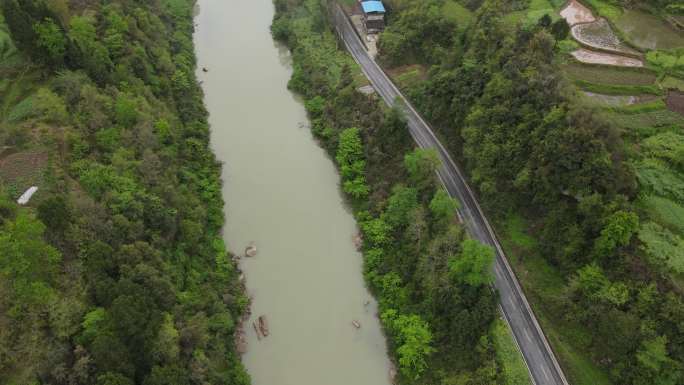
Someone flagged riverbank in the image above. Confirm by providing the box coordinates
[270,1,531,384]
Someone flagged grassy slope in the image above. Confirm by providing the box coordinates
[497,214,613,385]
[491,318,532,385]
[505,0,561,26]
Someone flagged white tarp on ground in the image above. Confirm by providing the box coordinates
[17,186,38,205]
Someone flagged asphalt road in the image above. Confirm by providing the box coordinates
[332,6,570,385]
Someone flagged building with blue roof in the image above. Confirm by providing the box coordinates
[360,0,386,33]
[361,1,386,14]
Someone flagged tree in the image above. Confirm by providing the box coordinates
[336,127,369,198]
[594,210,639,259]
[151,313,180,364]
[68,16,112,83]
[404,148,440,193]
[381,309,435,379]
[360,215,392,246]
[449,239,494,287]
[635,336,682,385]
[33,18,66,66]
[383,185,419,229]
[429,189,460,227]
[97,372,134,385]
[0,210,61,306]
[37,195,70,231]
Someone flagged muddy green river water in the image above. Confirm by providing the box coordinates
[193,1,392,384]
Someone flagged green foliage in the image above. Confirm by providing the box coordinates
[442,0,475,27]
[593,210,639,259]
[97,372,134,385]
[378,0,459,66]
[429,188,460,227]
[638,222,684,273]
[404,148,440,192]
[641,132,684,171]
[383,185,419,228]
[33,18,65,65]
[582,0,622,21]
[0,208,60,309]
[641,195,684,234]
[336,127,369,198]
[449,239,494,287]
[0,1,249,383]
[557,39,579,54]
[635,159,684,202]
[491,320,532,385]
[381,309,435,379]
[573,79,663,95]
[562,62,657,86]
[635,336,682,385]
[361,214,392,246]
[114,94,140,128]
[68,15,112,83]
[646,50,684,75]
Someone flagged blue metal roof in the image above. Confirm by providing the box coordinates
[361,1,385,14]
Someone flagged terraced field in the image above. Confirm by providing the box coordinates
[559,0,684,293]
[615,10,684,51]
[562,62,657,84]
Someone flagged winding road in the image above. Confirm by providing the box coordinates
[332,5,570,385]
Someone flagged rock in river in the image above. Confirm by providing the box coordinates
[245,244,257,257]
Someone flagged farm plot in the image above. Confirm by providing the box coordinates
[608,109,684,131]
[0,150,48,200]
[582,92,659,106]
[615,10,684,51]
[562,62,656,84]
[666,91,684,116]
[571,19,641,56]
[560,0,596,26]
[571,48,643,67]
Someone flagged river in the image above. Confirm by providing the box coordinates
[193,1,392,384]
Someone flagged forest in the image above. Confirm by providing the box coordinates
[374,0,684,384]
[0,1,249,384]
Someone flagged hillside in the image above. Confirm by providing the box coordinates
[374,0,684,384]
[0,1,248,384]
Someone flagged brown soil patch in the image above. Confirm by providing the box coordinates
[0,150,47,183]
[666,91,684,117]
[560,0,596,26]
[571,48,644,67]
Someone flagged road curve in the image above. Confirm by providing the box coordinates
[331,6,570,385]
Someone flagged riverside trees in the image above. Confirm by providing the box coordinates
[272,1,500,383]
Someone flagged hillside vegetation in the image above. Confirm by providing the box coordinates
[0,1,248,384]
[375,0,684,384]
